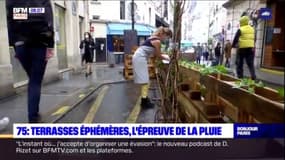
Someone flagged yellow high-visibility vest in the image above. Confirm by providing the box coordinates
[239,25,255,48]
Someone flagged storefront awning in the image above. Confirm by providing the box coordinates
[181,40,193,47]
[107,23,155,36]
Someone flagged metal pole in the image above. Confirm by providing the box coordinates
[131,0,134,30]
[207,1,212,59]
[207,1,210,47]
[221,28,225,65]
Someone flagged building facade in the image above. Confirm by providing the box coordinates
[149,0,170,27]
[89,0,156,26]
[187,1,210,45]
[209,1,227,48]
[182,0,197,42]
[0,0,90,99]
[223,0,266,69]
[89,0,157,63]
[223,0,284,72]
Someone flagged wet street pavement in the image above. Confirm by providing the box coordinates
[0,64,158,134]
[57,82,157,123]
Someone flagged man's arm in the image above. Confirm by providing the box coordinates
[232,29,241,48]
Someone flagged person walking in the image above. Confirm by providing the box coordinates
[195,42,202,64]
[80,32,95,77]
[224,40,232,68]
[132,27,172,108]
[214,42,221,66]
[6,0,55,123]
[232,16,256,80]
[202,44,209,63]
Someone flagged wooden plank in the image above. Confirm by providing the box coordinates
[217,96,238,122]
[208,73,238,81]
[217,80,284,123]
[238,110,255,123]
[191,100,222,122]
[180,67,201,90]
[178,92,200,123]
[200,74,218,103]
[254,87,283,102]
[179,91,223,123]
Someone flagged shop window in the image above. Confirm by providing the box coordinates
[113,36,124,52]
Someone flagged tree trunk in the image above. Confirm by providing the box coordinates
[157,0,186,122]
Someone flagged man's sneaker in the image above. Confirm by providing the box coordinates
[141,97,154,108]
[0,117,9,131]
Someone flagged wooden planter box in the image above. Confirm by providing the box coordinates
[178,83,224,123]
[211,73,239,81]
[180,66,201,90]
[217,80,284,123]
[254,86,284,103]
[176,65,284,123]
[178,91,224,123]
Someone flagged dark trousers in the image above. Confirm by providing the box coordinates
[196,56,201,64]
[215,55,220,65]
[204,55,209,61]
[225,58,230,68]
[236,48,256,80]
[14,45,47,122]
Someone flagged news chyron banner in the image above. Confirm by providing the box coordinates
[13,123,284,139]
[14,123,233,139]
[0,123,283,159]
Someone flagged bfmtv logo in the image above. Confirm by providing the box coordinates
[13,8,28,14]
[13,8,28,20]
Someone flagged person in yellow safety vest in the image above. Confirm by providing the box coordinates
[232,16,256,80]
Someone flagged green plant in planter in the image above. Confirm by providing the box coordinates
[200,65,228,75]
[179,60,201,70]
[179,59,189,67]
[233,78,265,93]
[277,87,284,98]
